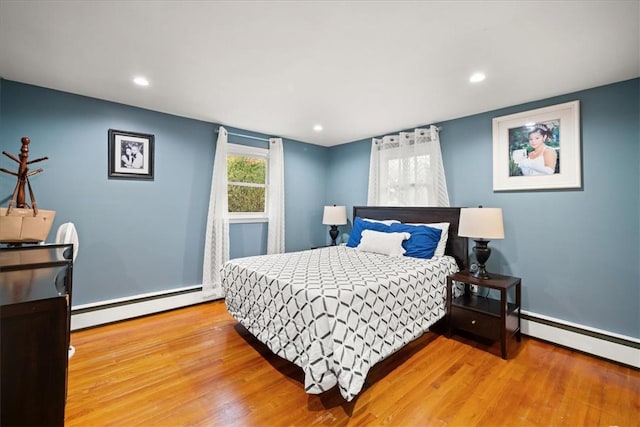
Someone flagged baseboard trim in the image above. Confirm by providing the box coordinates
[521,310,639,368]
[70,285,216,331]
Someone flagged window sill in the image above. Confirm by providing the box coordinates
[229,217,268,224]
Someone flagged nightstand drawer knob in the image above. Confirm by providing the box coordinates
[471,320,476,325]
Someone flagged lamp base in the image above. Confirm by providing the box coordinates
[329,225,339,246]
[470,265,491,280]
[472,239,492,279]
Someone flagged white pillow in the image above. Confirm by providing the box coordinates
[357,229,410,257]
[408,222,449,257]
[362,218,400,225]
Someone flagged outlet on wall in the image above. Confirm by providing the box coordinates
[470,284,478,293]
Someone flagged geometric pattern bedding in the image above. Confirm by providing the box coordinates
[222,245,459,401]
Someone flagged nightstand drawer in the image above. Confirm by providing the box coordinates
[450,307,501,341]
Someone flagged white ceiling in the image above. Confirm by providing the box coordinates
[1,1,638,147]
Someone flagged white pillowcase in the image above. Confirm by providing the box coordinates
[357,229,410,257]
[408,222,450,257]
[362,218,400,225]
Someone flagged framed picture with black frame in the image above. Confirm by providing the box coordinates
[108,129,154,180]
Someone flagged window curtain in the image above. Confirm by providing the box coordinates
[367,125,449,207]
[267,137,285,254]
[202,126,229,299]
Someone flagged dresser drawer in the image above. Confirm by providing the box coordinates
[450,306,501,341]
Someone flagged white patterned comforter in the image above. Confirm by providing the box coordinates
[221,245,458,401]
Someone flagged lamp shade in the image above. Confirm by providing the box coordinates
[458,207,504,240]
[322,205,347,225]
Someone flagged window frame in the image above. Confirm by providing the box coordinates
[226,143,269,223]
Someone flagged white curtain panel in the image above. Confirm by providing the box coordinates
[367,126,449,207]
[267,137,285,254]
[202,126,230,299]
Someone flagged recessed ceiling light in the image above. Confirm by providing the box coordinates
[133,76,149,86]
[469,72,486,83]
[313,124,323,132]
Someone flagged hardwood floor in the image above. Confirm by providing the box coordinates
[65,300,639,426]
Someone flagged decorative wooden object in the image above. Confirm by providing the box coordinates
[1,137,48,210]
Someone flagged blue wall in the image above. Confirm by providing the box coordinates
[328,79,639,338]
[2,78,637,338]
[0,80,328,305]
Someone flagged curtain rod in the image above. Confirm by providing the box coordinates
[217,130,271,142]
[218,125,443,143]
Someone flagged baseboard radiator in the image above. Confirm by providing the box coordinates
[521,310,639,368]
[70,285,210,331]
[71,290,639,368]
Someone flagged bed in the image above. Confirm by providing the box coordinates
[221,206,467,401]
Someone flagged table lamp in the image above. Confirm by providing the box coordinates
[458,206,504,279]
[322,205,347,246]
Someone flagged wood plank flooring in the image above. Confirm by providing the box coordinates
[65,300,639,426]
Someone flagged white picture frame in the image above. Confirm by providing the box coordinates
[492,100,581,191]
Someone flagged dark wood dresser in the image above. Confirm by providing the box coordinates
[0,244,73,426]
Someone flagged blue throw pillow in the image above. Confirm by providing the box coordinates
[346,217,392,247]
[388,223,442,259]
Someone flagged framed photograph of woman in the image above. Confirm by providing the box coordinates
[492,101,581,191]
[108,129,155,180]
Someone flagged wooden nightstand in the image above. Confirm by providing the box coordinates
[446,270,521,359]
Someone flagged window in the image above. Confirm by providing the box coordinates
[227,143,269,222]
[368,127,449,207]
[381,154,431,205]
